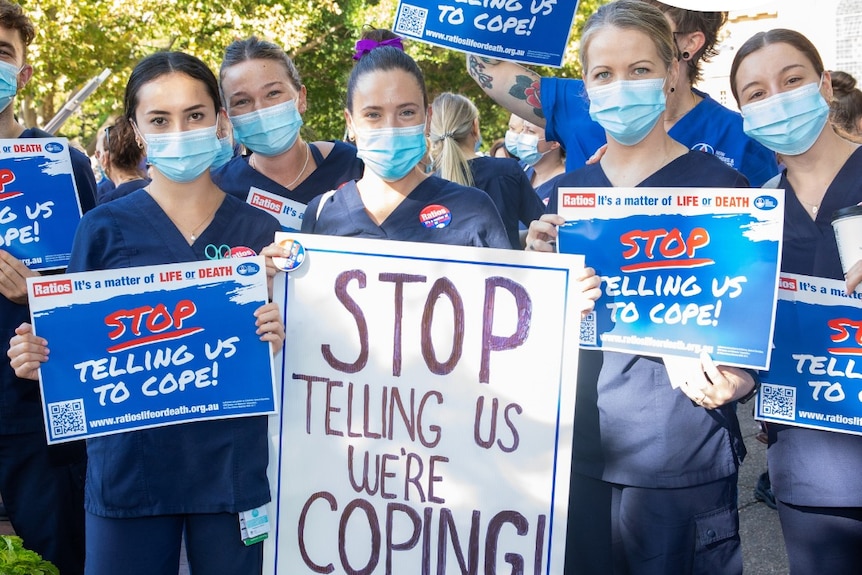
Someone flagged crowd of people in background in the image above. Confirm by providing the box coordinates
[0,0,861,573]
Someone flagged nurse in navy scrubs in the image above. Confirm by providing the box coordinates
[9,51,284,575]
[428,92,544,249]
[300,41,511,249]
[213,36,363,214]
[526,2,756,573]
[730,28,862,574]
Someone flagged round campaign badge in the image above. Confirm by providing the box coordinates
[230,246,257,258]
[272,238,306,272]
[420,204,452,229]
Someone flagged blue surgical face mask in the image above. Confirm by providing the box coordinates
[474,135,483,154]
[143,125,221,183]
[211,135,234,170]
[741,80,829,156]
[516,133,546,166]
[587,78,666,146]
[354,123,427,182]
[230,99,303,157]
[0,60,20,114]
[504,129,520,156]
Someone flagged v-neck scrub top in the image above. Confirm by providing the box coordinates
[67,190,280,518]
[302,176,511,249]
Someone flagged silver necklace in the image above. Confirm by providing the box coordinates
[250,142,310,190]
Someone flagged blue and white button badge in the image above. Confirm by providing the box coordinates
[273,238,306,272]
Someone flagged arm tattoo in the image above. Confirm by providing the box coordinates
[468,55,495,90]
[508,75,545,120]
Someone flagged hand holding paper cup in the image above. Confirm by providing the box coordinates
[831,204,862,278]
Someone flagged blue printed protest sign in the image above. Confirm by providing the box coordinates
[264,233,584,574]
[756,274,862,435]
[557,188,784,369]
[28,257,276,444]
[247,187,305,231]
[0,138,83,270]
[393,0,579,67]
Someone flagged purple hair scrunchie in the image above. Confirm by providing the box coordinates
[353,37,405,60]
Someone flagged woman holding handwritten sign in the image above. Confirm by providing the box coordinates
[525,2,756,573]
[299,35,511,248]
[730,29,862,574]
[9,52,283,575]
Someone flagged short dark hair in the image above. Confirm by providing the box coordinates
[642,0,727,84]
[0,0,35,56]
[124,51,222,121]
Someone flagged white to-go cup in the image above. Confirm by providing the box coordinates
[832,204,862,275]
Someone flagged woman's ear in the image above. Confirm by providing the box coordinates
[820,70,833,102]
[297,85,308,115]
[343,109,355,141]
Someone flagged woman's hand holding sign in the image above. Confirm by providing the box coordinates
[254,302,284,355]
[676,352,756,410]
[525,214,601,316]
[0,249,38,305]
[7,322,46,381]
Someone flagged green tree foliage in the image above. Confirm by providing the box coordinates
[17,0,609,151]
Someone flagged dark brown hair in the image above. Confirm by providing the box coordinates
[0,0,34,55]
[347,30,426,111]
[642,0,727,84]
[105,117,145,172]
[730,29,824,105]
[830,70,862,136]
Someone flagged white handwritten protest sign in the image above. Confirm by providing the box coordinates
[0,138,82,270]
[29,257,276,443]
[265,233,584,574]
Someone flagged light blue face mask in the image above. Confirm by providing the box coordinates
[516,133,546,166]
[230,99,303,157]
[0,60,20,114]
[504,129,520,156]
[741,80,829,156]
[354,123,427,182]
[143,125,221,183]
[211,135,234,170]
[587,78,666,146]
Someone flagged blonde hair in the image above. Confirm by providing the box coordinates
[429,92,478,188]
[580,0,676,75]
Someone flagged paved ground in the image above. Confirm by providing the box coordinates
[1,405,788,574]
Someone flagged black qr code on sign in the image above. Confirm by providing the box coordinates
[395,4,428,38]
[579,312,597,346]
[49,399,87,438]
[760,383,796,421]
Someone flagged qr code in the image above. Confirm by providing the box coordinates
[579,312,597,345]
[48,399,87,438]
[394,3,428,38]
[760,383,796,421]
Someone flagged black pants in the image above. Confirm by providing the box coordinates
[0,431,86,575]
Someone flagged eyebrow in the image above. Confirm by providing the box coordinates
[227,80,287,99]
[0,41,18,58]
[359,102,420,112]
[143,103,209,116]
[739,63,807,95]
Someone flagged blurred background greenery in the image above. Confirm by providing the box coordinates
[18,0,608,152]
